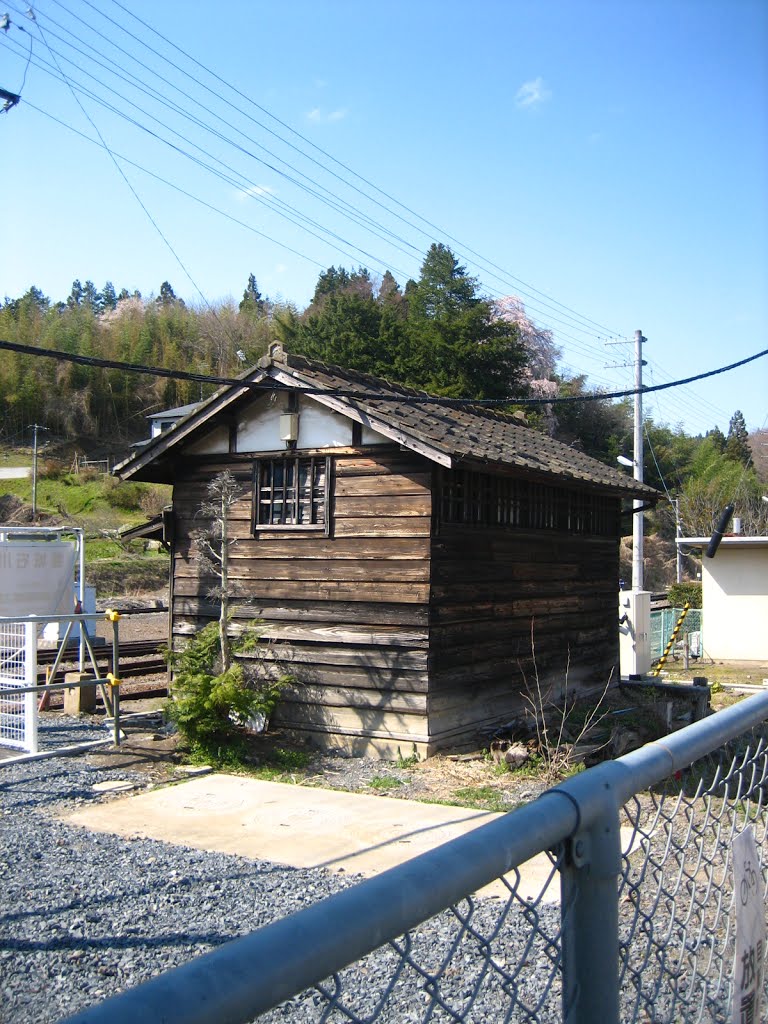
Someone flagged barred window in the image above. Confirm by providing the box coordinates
[439,469,617,536]
[253,456,329,531]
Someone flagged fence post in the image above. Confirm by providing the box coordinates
[24,620,39,754]
[560,793,622,1024]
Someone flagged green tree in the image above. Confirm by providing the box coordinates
[408,243,479,321]
[158,281,181,307]
[401,244,528,399]
[377,270,402,305]
[239,273,264,315]
[706,425,726,454]
[67,279,83,308]
[725,410,751,466]
[101,281,118,312]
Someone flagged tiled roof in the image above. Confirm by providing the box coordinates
[276,351,658,498]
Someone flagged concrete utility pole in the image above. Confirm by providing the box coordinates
[31,423,42,520]
[632,331,646,591]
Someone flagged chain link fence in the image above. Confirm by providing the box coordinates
[651,606,704,662]
[63,694,768,1024]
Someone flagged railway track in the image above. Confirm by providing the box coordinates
[36,638,168,700]
[37,639,164,664]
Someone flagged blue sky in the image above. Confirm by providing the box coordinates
[3,0,767,440]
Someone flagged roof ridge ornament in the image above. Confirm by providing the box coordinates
[268,341,286,362]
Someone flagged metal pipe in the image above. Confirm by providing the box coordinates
[0,739,112,768]
[58,690,768,1024]
[561,805,622,1023]
[2,677,102,697]
[59,795,579,1024]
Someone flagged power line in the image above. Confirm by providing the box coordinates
[2,23,629,359]
[28,0,625,341]
[1,339,765,408]
[104,0,624,339]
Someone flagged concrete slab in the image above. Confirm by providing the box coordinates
[63,774,560,902]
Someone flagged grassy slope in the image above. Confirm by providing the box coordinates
[0,449,171,596]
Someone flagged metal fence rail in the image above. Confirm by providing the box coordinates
[62,693,768,1024]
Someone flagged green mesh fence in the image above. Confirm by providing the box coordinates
[651,606,703,662]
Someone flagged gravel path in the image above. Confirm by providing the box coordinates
[1,717,567,1024]
[0,718,359,1023]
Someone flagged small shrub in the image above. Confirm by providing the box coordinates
[166,622,289,758]
[668,582,702,609]
[395,746,419,769]
[40,459,67,480]
[104,480,146,511]
[139,485,171,517]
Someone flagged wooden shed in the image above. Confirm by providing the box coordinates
[116,344,658,757]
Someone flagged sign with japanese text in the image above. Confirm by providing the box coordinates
[0,541,76,619]
[732,826,766,1024]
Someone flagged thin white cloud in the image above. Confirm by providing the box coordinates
[515,77,551,109]
[236,184,275,201]
[306,107,348,123]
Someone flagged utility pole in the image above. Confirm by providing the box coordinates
[632,330,646,591]
[31,423,47,520]
[673,498,683,583]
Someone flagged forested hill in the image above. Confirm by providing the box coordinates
[2,244,765,542]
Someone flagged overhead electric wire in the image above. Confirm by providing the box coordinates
[2,22,632,363]
[103,0,624,340]
[3,2,715,417]
[0,19,419,280]
[4,2,631,376]
[41,0,624,342]
[1,35,417,282]
[21,100,329,271]
[11,13,217,315]
[7,4,426,265]
[1,339,765,408]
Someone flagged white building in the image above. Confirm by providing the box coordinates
[676,537,768,661]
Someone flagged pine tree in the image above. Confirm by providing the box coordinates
[101,281,118,312]
[67,280,83,308]
[725,410,751,466]
[239,273,264,315]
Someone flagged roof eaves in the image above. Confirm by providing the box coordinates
[115,367,270,479]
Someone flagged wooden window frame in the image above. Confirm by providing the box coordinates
[252,455,331,533]
[438,468,617,537]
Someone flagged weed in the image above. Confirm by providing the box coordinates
[369,775,403,791]
[520,626,613,783]
[451,785,508,813]
[395,745,420,769]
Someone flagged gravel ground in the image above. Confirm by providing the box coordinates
[1,717,565,1024]
[1,714,751,1024]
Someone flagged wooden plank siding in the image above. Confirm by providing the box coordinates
[169,450,434,756]
[426,523,621,747]
[167,448,622,756]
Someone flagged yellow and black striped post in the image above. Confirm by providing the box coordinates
[651,601,691,677]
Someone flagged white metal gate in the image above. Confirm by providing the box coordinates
[0,621,38,753]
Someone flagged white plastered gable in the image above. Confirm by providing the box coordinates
[188,391,389,455]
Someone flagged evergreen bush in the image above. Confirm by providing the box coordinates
[166,622,289,758]
[668,581,702,608]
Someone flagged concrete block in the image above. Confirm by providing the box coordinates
[63,672,96,714]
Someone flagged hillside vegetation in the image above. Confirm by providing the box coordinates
[0,451,170,596]
[2,247,767,591]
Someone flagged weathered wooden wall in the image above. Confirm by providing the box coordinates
[169,451,622,757]
[170,449,435,756]
[427,524,621,748]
